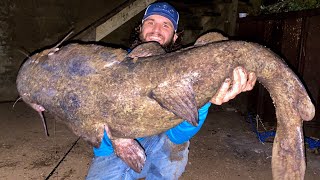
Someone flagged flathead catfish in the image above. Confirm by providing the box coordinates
[16,36,314,179]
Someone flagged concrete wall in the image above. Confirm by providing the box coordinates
[0,0,15,102]
[0,0,126,101]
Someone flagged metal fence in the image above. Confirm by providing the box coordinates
[237,8,320,138]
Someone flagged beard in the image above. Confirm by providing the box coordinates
[138,33,175,52]
[129,25,181,52]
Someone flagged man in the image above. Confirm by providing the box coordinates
[86,2,256,179]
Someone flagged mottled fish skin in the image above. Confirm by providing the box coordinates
[16,36,315,179]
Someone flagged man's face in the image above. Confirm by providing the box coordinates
[139,15,178,47]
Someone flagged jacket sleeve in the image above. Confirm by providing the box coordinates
[93,129,144,157]
[165,102,212,144]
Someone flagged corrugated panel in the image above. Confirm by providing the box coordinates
[302,15,320,136]
[263,19,283,52]
[281,17,302,69]
[237,8,320,137]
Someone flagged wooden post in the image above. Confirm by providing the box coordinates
[225,0,238,36]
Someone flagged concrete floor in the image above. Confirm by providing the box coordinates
[1,102,319,179]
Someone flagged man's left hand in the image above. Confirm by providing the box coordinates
[210,66,257,105]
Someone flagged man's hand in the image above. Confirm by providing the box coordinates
[210,66,257,105]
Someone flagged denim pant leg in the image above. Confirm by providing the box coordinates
[86,153,136,180]
[86,133,189,180]
[86,135,163,180]
[142,133,190,180]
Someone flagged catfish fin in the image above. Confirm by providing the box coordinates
[104,125,146,173]
[127,42,166,58]
[112,138,146,173]
[194,32,228,46]
[150,79,198,126]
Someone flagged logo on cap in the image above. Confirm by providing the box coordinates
[143,2,179,31]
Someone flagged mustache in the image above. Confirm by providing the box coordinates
[145,33,164,40]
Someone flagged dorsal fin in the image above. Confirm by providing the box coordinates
[127,42,166,58]
[194,32,228,46]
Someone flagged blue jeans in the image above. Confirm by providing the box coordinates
[86,133,189,180]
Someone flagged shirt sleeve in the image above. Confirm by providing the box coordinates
[93,130,114,156]
[93,130,144,157]
[165,102,212,144]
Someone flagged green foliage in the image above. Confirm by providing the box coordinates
[261,0,320,14]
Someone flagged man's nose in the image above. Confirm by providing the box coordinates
[152,24,161,33]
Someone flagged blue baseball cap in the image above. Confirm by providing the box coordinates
[142,2,179,31]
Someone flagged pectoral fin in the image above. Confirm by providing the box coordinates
[105,125,146,173]
[151,80,198,126]
[112,138,146,173]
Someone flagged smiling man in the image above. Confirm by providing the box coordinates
[86,2,256,180]
[140,15,178,47]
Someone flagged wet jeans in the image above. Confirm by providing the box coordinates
[86,133,189,180]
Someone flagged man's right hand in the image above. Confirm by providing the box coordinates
[210,66,256,105]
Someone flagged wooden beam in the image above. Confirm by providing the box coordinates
[225,0,238,36]
[95,0,157,41]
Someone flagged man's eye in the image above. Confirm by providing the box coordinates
[147,21,154,25]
